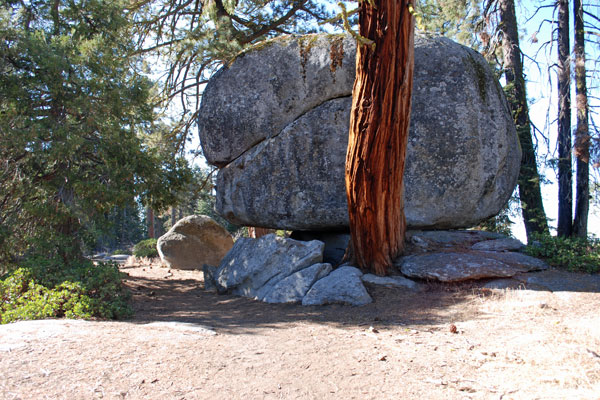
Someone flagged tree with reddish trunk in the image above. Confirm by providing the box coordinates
[346,0,415,275]
[247,227,274,238]
[147,207,155,239]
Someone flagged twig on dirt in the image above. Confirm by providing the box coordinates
[499,390,519,399]
[586,348,600,359]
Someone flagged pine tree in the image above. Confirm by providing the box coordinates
[130,0,335,147]
[572,0,591,238]
[498,0,549,240]
[556,0,572,237]
[0,0,192,264]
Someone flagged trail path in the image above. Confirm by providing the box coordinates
[1,261,599,399]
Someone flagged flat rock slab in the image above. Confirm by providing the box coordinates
[513,269,600,292]
[141,322,217,335]
[471,238,524,251]
[362,274,421,291]
[472,251,548,271]
[302,266,372,306]
[0,319,216,352]
[481,278,528,290]
[407,230,506,247]
[399,252,540,282]
[107,255,130,263]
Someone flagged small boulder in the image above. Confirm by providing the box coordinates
[482,278,526,290]
[302,266,372,306]
[157,215,233,270]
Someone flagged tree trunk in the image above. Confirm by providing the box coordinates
[247,227,274,238]
[498,0,548,241]
[556,0,572,238]
[346,0,415,276]
[572,0,590,238]
[147,207,155,238]
[171,206,177,228]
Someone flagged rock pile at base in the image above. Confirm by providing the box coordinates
[204,234,375,306]
[397,230,549,282]
[203,231,553,306]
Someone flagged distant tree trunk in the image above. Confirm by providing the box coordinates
[556,0,572,238]
[247,227,274,238]
[572,0,590,238]
[171,207,177,227]
[147,207,155,238]
[498,0,548,241]
[122,207,127,245]
[346,0,415,275]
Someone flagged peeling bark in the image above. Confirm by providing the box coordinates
[346,0,415,275]
[247,227,274,238]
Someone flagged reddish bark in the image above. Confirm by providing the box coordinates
[247,227,274,238]
[345,0,415,275]
[147,207,155,239]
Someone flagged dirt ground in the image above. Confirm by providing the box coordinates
[1,259,599,400]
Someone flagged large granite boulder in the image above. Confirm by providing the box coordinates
[198,33,521,230]
[157,215,233,270]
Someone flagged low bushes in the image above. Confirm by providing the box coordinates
[0,258,132,324]
[133,238,159,258]
[524,234,600,274]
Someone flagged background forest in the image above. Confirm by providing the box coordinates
[1,0,599,321]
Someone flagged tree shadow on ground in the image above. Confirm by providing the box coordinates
[124,273,483,335]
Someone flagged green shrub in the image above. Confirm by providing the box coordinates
[111,249,131,256]
[133,238,159,258]
[0,259,132,324]
[524,234,600,274]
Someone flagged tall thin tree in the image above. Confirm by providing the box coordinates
[572,0,590,238]
[556,0,572,237]
[346,0,415,275]
[498,0,549,241]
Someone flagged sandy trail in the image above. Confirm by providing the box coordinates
[1,263,599,399]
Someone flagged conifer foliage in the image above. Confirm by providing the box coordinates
[0,0,191,264]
